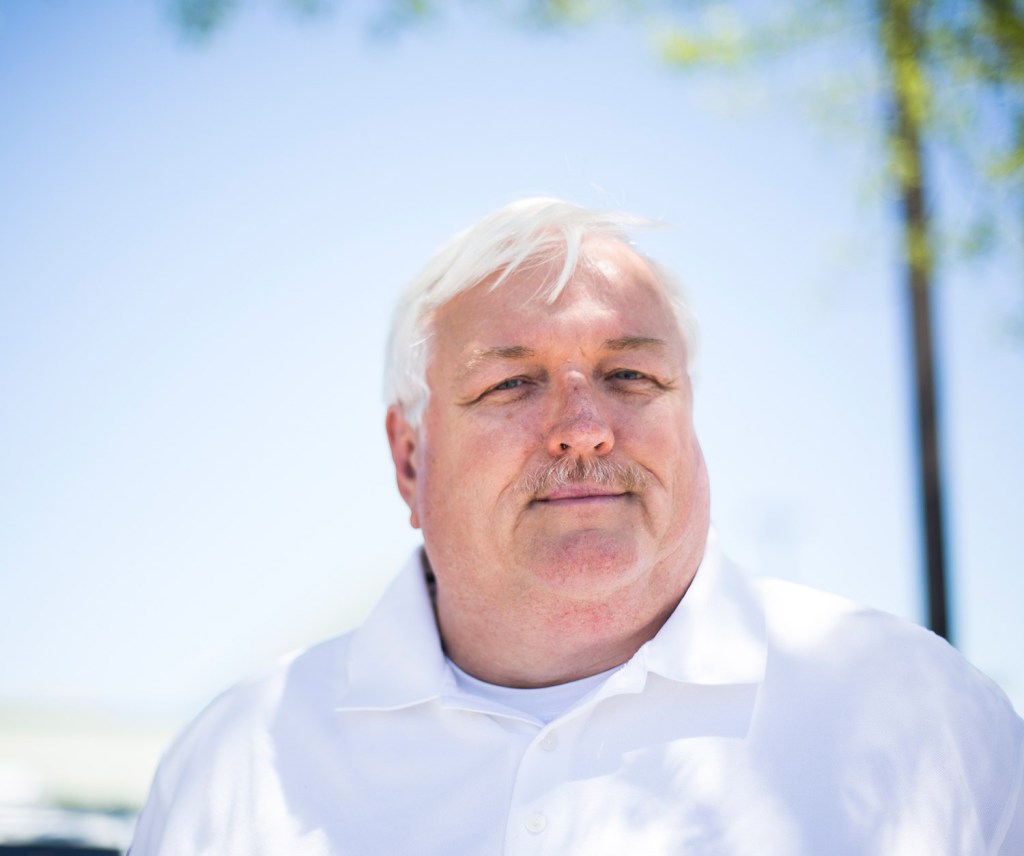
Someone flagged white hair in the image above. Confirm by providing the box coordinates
[384,197,699,426]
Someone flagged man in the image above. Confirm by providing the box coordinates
[131,198,1023,854]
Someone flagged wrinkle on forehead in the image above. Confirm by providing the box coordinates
[428,238,685,393]
[456,337,668,381]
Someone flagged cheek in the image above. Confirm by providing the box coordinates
[621,410,703,499]
[460,402,545,460]
[620,403,692,459]
[421,418,535,516]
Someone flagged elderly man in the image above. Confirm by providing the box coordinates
[131,198,1023,854]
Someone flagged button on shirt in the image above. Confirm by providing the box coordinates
[131,536,1024,855]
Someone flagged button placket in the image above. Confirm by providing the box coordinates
[539,732,558,751]
[520,730,559,840]
[524,812,548,834]
[505,723,580,853]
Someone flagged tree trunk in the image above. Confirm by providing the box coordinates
[880,0,951,641]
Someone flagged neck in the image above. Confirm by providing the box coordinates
[434,576,687,688]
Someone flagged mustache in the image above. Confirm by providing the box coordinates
[514,456,651,500]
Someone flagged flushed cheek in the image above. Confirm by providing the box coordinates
[621,417,690,478]
[425,432,528,521]
[461,414,539,467]
[630,441,700,525]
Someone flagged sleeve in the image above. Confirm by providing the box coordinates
[128,758,170,855]
[995,726,1024,856]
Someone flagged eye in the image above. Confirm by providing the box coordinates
[464,375,539,407]
[605,369,669,394]
[493,377,526,391]
[609,369,646,381]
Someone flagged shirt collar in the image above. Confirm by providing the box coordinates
[335,549,449,711]
[633,529,767,686]
[335,530,767,712]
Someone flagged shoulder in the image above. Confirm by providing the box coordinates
[169,633,353,773]
[746,575,1024,850]
[756,576,983,677]
[132,633,356,850]
[753,575,1013,712]
[756,577,1021,801]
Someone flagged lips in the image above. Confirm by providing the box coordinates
[514,456,650,502]
[536,484,626,502]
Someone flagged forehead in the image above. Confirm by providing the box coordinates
[430,239,683,361]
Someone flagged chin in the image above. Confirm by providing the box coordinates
[523,531,648,598]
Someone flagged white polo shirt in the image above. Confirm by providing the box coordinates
[131,538,1024,854]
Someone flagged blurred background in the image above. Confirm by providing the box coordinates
[1,0,1022,849]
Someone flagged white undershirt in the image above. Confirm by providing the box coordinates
[447,659,621,724]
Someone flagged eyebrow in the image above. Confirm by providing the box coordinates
[603,336,668,352]
[460,337,667,376]
[462,345,537,373]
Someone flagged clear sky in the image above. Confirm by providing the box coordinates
[1,0,1021,749]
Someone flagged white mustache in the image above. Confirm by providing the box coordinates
[515,456,650,500]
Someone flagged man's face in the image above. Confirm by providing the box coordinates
[387,238,710,647]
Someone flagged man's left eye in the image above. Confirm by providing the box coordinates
[610,370,645,381]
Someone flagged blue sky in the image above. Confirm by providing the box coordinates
[1,0,1021,739]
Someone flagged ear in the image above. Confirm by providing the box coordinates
[386,405,422,529]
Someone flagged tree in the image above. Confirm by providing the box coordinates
[167,0,1024,642]
[634,0,1024,643]
[523,0,1024,644]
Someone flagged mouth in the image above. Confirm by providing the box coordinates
[535,485,628,503]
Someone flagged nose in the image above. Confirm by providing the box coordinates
[545,377,614,458]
